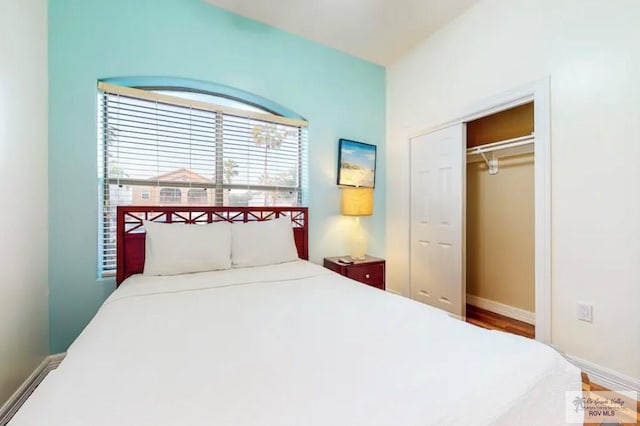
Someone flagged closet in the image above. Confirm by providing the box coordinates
[409,102,535,334]
[466,103,535,332]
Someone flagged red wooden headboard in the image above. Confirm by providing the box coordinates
[116,206,309,285]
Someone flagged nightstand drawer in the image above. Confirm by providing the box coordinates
[323,255,386,290]
[346,263,384,289]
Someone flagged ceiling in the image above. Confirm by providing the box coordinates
[203,0,480,65]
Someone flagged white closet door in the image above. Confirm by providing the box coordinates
[410,124,465,317]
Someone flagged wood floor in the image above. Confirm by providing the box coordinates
[466,305,639,425]
[465,304,535,339]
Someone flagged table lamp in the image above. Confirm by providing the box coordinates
[341,187,373,260]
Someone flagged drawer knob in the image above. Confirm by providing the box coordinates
[365,273,370,279]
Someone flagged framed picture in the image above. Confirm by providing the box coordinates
[337,139,376,188]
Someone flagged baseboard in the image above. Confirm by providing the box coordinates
[0,353,66,426]
[564,353,640,393]
[466,294,535,325]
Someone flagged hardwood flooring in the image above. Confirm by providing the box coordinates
[465,304,535,339]
[464,306,638,425]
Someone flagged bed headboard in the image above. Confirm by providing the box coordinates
[116,206,309,285]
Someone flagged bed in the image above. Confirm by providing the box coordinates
[9,206,581,425]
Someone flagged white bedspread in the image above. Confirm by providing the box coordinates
[10,261,580,425]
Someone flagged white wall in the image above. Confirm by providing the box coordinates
[0,0,49,405]
[387,0,640,381]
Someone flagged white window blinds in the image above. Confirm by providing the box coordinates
[97,82,308,276]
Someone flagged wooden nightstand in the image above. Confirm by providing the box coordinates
[323,255,385,290]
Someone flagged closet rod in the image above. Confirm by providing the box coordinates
[466,134,534,155]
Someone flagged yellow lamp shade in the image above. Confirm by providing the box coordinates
[341,187,373,216]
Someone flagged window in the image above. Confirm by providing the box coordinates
[159,188,182,204]
[187,188,207,204]
[98,82,308,277]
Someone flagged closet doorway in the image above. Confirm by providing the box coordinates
[409,80,551,344]
[465,103,535,338]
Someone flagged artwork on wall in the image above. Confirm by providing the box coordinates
[337,139,377,188]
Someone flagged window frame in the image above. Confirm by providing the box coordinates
[97,82,308,278]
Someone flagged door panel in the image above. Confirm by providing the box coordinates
[410,124,465,317]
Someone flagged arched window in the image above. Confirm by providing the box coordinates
[97,79,308,276]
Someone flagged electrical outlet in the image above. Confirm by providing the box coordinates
[577,303,593,323]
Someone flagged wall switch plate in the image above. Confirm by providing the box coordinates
[577,302,593,323]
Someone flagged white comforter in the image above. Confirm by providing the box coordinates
[11,261,580,425]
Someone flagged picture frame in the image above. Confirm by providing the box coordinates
[337,139,376,188]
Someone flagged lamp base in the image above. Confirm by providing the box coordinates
[348,218,367,260]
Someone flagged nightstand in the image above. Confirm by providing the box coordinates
[323,255,385,290]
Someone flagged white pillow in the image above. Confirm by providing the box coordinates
[231,217,299,268]
[143,221,231,276]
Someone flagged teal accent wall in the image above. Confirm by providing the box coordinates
[49,0,386,352]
